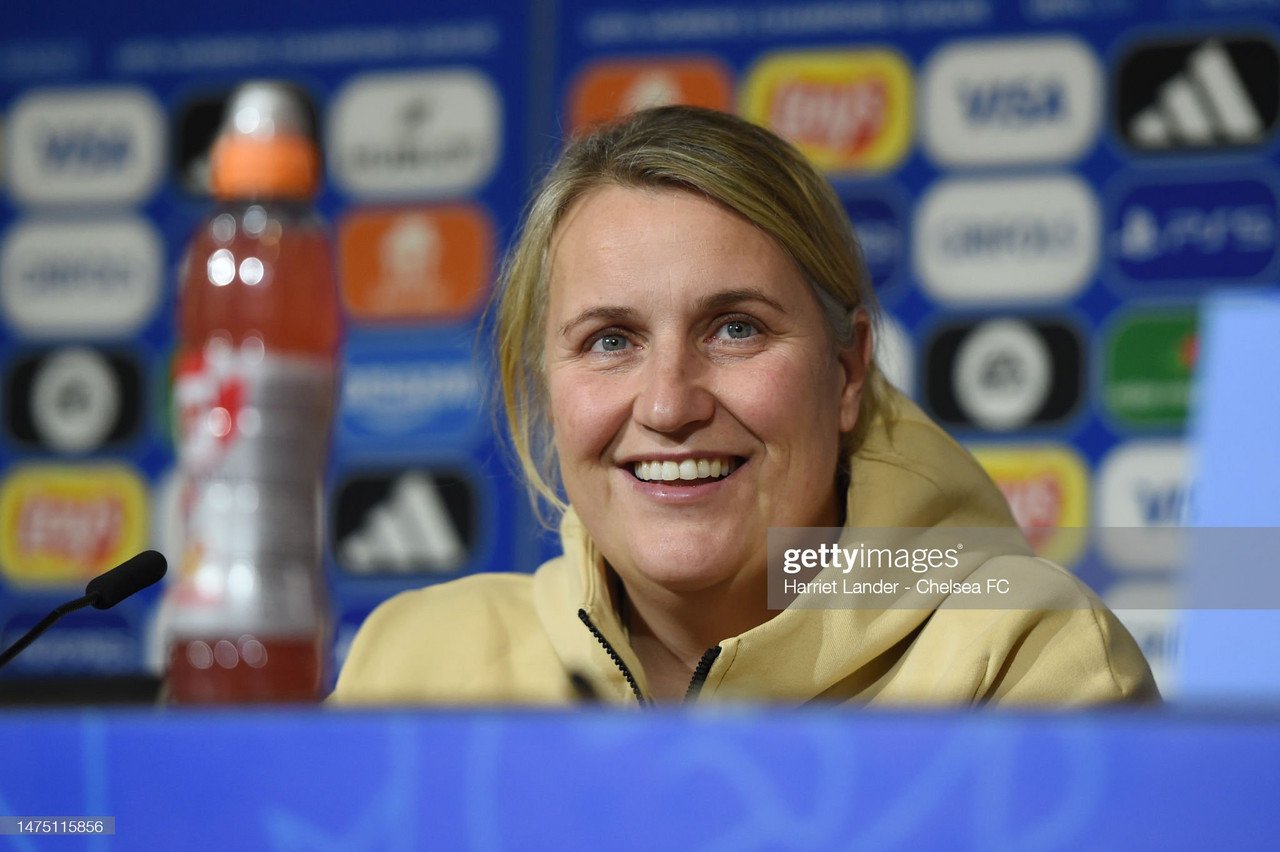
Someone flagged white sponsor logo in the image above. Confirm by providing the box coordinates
[7,87,164,205]
[31,348,121,454]
[915,175,1098,303]
[922,36,1101,166]
[328,70,500,199]
[342,360,480,435]
[1096,440,1192,571]
[1129,40,1267,149]
[339,472,466,574]
[953,319,1051,431]
[1,217,162,337]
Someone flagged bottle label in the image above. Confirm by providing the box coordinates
[166,338,334,636]
[174,337,333,481]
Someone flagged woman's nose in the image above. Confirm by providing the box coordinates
[632,342,715,436]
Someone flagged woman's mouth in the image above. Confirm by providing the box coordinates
[631,457,742,484]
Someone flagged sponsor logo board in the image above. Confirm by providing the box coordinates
[332,469,476,575]
[1116,35,1279,152]
[914,175,1098,303]
[329,70,501,199]
[741,49,912,173]
[922,36,1101,166]
[567,57,733,133]
[925,317,1083,431]
[7,86,165,205]
[5,347,142,453]
[970,444,1089,566]
[339,205,492,321]
[0,217,162,337]
[0,465,148,585]
[1111,176,1278,282]
[1103,310,1197,428]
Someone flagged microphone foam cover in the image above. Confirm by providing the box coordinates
[85,551,168,610]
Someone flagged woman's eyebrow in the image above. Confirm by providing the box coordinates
[558,305,639,338]
[694,288,787,315]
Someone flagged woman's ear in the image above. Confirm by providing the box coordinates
[837,309,873,434]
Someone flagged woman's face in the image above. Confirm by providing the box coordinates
[545,185,867,596]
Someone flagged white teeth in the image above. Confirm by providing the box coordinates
[632,457,738,482]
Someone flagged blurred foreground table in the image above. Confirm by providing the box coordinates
[0,707,1277,850]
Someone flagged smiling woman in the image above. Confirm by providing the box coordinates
[331,106,1158,706]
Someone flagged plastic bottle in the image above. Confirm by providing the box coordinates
[161,81,340,703]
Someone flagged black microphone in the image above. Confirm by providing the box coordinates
[84,550,168,610]
[0,551,167,671]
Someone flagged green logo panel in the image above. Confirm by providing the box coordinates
[1104,311,1197,428]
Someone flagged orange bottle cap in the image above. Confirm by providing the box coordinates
[209,133,319,200]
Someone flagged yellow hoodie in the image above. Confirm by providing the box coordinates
[331,391,1158,707]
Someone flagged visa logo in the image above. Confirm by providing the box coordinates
[959,80,1065,126]
[9,88,162,204]
[921,37,1100,167]
[42,128,133,171]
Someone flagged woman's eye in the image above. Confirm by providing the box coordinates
[590,333,630,353]
[715,319,759,341]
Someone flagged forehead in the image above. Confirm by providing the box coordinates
[546,185,803,302]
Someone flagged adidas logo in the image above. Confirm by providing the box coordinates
[337,471,468,574]
[1117,36,1279,151]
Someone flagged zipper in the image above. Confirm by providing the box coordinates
[683,645,722,703]
[578,609,647,706]
[577,609,723,705]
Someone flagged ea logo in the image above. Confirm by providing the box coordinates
[953,319,1051,431]
[31,348,121,454]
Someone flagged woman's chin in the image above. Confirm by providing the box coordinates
[614,540,765,597]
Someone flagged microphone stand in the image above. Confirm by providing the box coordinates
[0,595,94,672]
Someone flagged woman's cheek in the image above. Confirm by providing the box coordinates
[721,351,824,432]
[550,369,628,458]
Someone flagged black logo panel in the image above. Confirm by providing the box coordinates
[5,347,143,453]
[1116,36,1279,152]
[923,318,1083,431]
[332,469,476,575]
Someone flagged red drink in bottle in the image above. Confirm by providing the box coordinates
[162,82,340,703]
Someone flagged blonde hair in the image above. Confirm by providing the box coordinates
[494,105,886,522]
